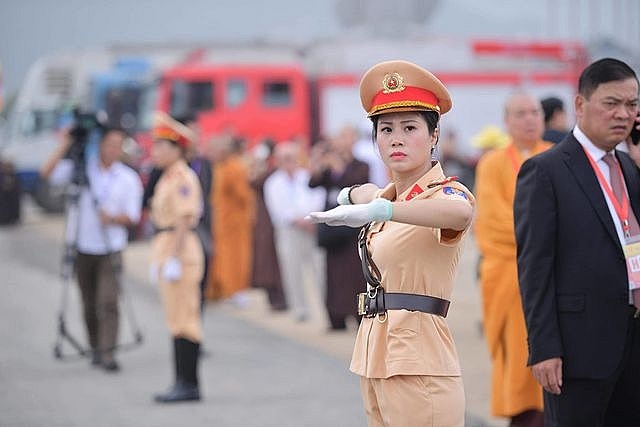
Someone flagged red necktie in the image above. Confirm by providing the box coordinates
[602,153,640,309]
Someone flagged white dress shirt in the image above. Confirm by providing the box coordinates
[573,126,629,246]
[50,158,143,254]
[263,167,325,228]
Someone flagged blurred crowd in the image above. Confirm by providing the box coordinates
[135,120,393,331]
[128,90,571,333]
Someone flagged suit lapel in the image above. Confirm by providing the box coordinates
[561,135,620,247]
[617,150,640,226]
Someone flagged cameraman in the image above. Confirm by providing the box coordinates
[40,125,143,372]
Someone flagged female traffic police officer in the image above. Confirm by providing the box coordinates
[308,60,476,426]
[149,112,205,403]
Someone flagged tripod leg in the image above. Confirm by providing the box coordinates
[53,263,89,360]
[110,251,144,349]
[119,276,144,347]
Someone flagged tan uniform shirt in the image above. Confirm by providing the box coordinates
[350,163,475,378]
[150,160,204,342]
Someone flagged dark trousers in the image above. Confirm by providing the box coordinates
[75,251,121,361]
[266,287,287,311]
[544,307,640,426]
[199,249,210,314]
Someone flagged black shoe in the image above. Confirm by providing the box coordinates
[102,360,121,373]
[153,382,200,403]
[329,317,347,330]
[270,303,288,312]
[90,351,102,367]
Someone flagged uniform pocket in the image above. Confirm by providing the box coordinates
[388,311,420,337]
[387,311,421,358]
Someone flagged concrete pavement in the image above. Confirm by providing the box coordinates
[0,197,507,426]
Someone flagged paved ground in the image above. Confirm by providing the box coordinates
[0,197,508,426]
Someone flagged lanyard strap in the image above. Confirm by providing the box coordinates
[582,147,631,235]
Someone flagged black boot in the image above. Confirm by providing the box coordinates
[180,338,200,391]
[154,338,200,403]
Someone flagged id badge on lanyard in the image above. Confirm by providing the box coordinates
[582,146,640,292]
[623,234,640,291]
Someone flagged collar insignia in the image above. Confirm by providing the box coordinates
[405,184,423,201]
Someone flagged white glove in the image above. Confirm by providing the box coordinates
[161,256,182,282]
[306,198,392,227]
[336,187,352,205]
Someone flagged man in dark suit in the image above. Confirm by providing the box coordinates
[514,57,640,426]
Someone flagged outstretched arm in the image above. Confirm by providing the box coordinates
[308,195,472,230]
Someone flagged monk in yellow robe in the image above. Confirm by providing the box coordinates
[474,92,552,427]
[206,135,255,304]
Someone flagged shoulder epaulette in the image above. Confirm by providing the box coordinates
[427,175,458,188]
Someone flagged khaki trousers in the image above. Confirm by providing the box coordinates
[360,374,465,427]
[273,225,325,320]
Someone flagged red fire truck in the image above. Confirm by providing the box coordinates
[147,37,589,155]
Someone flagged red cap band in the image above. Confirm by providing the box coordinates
[369,86,440,116]
[154,125,190,148]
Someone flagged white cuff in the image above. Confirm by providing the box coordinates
[337,187,352,205]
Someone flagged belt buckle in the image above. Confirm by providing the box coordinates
[357,293,367,316]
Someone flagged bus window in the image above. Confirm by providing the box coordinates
[138,84,158,132]
[19,109,60,138]
[227,79,247,108]
[170,80,214,118]
[104,87,141,132]
[262,81,291,107]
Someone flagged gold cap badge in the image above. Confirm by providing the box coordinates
[382,72,405,94]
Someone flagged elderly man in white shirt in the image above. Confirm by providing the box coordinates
[41,126,143,372]
[264,142,326,322]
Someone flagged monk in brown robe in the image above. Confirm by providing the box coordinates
[206,135,255,305]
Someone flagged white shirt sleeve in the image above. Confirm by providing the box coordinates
[264,172,290,227]
[123,169,143,223]
[48,159,74,186]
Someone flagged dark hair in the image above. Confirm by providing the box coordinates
[370,110,440,141]
[540,97,564,124]
[578,58,638,99]
[229,136,246,154]
[175,112,197,126]
[101,126,127,141]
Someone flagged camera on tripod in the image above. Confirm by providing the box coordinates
[66,108,106,186]
[67,109,102,161]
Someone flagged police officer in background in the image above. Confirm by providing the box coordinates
[148,112,205,403]
[142,114,212,315]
